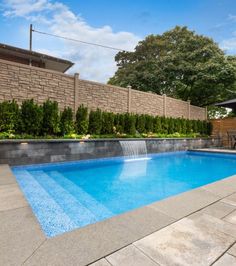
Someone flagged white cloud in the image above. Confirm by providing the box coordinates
[221,37,236,53]
[3,0,140,82]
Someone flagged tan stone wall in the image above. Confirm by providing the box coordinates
[76,79,129,113]
[0,58,206,120]
[166,97,189,118]
[190,105,207,120]
[130,90,164,115]
[0,59,74,110]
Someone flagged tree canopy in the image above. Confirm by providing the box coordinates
[108,26,236,107]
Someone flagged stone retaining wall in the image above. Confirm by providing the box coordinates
[0,138,220,165]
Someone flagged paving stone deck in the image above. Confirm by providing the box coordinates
[1,149,236,265]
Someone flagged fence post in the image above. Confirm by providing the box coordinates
[187,100,191,119]
[74,73,79,113]
[205,106,208,120]
[127,85,132,113]
[163,94,166,117]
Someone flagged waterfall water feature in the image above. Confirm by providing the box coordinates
[119,140,148,159]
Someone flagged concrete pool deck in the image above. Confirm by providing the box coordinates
[1,149,236,265]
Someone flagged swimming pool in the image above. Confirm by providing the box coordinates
[12,151,236,237]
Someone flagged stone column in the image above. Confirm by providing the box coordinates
[163,94,166,117]
[187,100,191,119]
[127,85,132,113]
[205,106,208,120]
[74,73,79,113]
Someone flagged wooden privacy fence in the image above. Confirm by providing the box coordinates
[211,117,236,147]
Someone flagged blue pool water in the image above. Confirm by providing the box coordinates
[12,151,236,237]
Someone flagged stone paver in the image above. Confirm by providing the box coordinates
[0,207,45,266]
[191,201,236,219]
[224,210,236,225]
[0,183,28,211]
[110,206,175,239]
[134,214,236,266]
[149,188,220,219]
[106,245,158,266]
[23,216,138,266]
[228,243,236,257]
[0,164,16,185]
[221,193,236,207]
[202,175,236,198]
[213,253,236,265]
[90,258,111,266]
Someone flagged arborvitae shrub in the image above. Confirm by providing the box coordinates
[76,105,88,134]
[153,116,162,133]
[89,108,102,134]
[42,100,60,135]
[0,100,20,133]
[174,118,182,133]
[145,115,154,133]
[21,99,43,135]
[161,116,168,134]
[181,119,187,134]
[186,119,192,134]
[101,112,114,134]
[114,113,125,133]
[60,107,74,135]
[124,113,136,135]
[136,114,146,133]
[168,118,175,134]
[192,120,198,133]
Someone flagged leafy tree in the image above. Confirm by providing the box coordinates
[76,105,89,134]
[109,26,236,106]
[21,99,43,135]
[60,107,74,135]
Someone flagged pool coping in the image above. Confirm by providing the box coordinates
[1,149,236,265]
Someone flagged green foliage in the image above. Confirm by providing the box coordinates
[153,116,162,133]
[109,26,236,107]
[60,107,74,135]
[124,113,136,135]
[89,109,102,134]
[207,106,228,119]
[21,99,43,136]
[42,100,60,135]
[114,113,125,133]
[145,115,154,133]
[0,99,212,138]
[76,105,89,134]
[136,114,146,133]
[0,100,20,133]
[101,112,115,134]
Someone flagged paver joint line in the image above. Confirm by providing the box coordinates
[22,239,48,265]
[209,240,236,266]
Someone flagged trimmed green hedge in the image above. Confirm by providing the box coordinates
[0,100,212,137]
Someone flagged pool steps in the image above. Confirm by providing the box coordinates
[14,170,76,237]
[14,170,113,237]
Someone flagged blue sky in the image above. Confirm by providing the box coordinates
[1,0,236,82]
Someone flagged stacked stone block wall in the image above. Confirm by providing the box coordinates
[0,58,206,120]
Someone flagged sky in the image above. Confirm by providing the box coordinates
[0,0,236,82]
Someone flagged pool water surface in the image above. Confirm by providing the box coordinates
[12,151,236,237]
